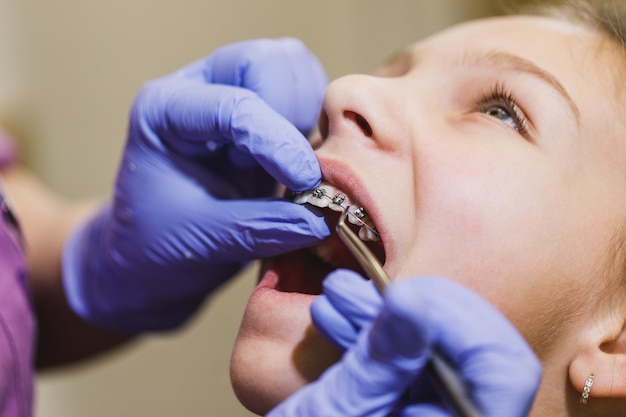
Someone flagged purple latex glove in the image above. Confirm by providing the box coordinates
[63,38,330,332]
[269,271,541,417]
[311,269,383,351]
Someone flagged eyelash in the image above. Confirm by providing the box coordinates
[477,83,529,136]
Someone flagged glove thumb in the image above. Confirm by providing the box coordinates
[267,282,432,417]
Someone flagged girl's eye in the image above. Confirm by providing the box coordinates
[477,84,529,136]
[482,105,519,131]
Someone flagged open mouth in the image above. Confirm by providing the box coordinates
[261,182,386,295]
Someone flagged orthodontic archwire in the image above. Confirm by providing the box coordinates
[294,187,380,239]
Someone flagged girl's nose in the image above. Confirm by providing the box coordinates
[318,74,406,150]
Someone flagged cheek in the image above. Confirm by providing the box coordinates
[402,151,532,274]
[393,151,606,353]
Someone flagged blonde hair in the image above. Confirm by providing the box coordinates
[507,0,626,111]
[500,0,626,48]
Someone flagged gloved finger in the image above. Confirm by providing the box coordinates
[167,37,327,135]
[123,196,330,265]
[311,269,382,351]
[398,403,455,417]
[193,198,330,261]
[205,37,327,135]
[392,278,541,417]
[267,285,434,417]
[132,81,321,192]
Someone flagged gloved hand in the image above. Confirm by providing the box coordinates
[62,38,330,332]
[268,271,542,417]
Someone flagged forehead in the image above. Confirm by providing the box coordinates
[390,16,606,82]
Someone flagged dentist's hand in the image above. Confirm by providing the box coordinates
[63,38,330,332]
[269,271,541,417]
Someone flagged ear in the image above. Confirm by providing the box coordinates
[569,310,626,400]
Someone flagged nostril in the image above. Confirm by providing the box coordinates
[318,110,329,140]
[345,111,373,137]
[356,114,373,137]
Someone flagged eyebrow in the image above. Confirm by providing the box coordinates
[462,50,581,125]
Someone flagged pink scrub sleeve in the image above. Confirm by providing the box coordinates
[0,130,17,170]
[0,129,34,417]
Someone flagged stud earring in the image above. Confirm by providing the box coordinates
[580,374,595,405]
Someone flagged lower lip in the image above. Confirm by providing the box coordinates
[249,267,318,308]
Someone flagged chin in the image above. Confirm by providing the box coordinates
[230,326,341,415]
[229,181,385,414]
[229,262,342,415]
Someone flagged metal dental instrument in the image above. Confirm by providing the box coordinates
[336,209,483,417]
[336,209,389,293]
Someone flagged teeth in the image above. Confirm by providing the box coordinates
[330,193,347,211]
[309,186,331,208]
[352,207,367,219]
[359,224,380,241]
[346,205,365,225]
[292,183,379,241]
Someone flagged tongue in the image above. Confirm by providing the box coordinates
[262,208,381,295]
[267,250,334,294]
[265,231,367,295]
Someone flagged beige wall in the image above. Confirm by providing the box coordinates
[2,1,496,416]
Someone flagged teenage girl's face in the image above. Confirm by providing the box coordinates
[231,15,626,415]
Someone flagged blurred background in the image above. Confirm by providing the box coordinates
[0,0,497,415]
